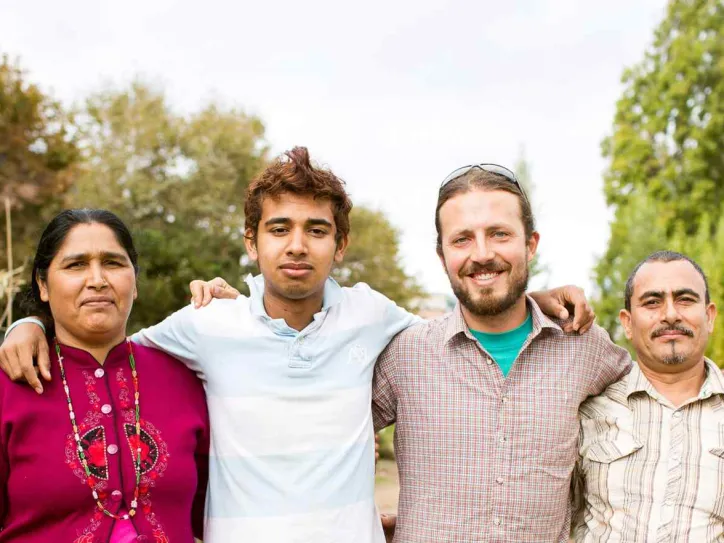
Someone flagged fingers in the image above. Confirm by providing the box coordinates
[37,340,52,382]
[210,278,241,301]
[380,513,397,542]
[189,280,205,308]
[18,343,43,394]
[560,285,595,334]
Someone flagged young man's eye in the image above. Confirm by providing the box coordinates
[492,231,509,238]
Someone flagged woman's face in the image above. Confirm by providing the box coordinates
[38,223,137,346]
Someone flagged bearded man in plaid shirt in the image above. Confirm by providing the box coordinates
[373,164,633,543]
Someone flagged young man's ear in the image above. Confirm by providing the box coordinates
[334,234,349,264]
[243,229,259,262]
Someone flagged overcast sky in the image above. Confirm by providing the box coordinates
[1,0,667,295]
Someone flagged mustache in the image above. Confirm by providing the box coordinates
[459,262,510,277]
[651,324,694,339]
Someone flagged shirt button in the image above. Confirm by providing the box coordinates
[499,436,507,444]
[496,477,504,484]
[94,368,105,378]
[101,404,112,414]
[486,358,493,365]
[501,396,509,404]
[111,490,123,501]
[493,518,501,526]
[673,411,682,418]
[107,444,119,455]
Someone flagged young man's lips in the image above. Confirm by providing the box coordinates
[280,265,313,278]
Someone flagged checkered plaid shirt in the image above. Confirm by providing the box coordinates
[373,297,632,542]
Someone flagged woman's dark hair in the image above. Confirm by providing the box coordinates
[19,209,139,331]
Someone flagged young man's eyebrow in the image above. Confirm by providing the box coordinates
[306,218,333,228]
[264,217,291,227]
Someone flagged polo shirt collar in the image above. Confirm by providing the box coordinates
[244,273,344,319]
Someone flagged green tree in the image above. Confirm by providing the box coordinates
[595,0,724,351]
[0,54,80,324]
[333,206,424,310]
[68,82,268,329]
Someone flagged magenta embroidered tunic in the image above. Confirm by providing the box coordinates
[0,341,209,543]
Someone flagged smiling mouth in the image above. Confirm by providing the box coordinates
[467,270,504,285]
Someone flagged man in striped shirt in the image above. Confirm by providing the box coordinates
[573,250,724,542]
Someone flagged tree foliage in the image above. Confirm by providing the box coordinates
[595,0,724,361]
[68,82,268,329]
[0,54,80,270]
[333,206,423,310]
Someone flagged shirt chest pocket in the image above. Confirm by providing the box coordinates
[580,417,643,472]
[583,436,643,464]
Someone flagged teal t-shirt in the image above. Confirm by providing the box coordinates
[470,313,533,377]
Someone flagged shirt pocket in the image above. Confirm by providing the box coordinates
[580,416,643,465]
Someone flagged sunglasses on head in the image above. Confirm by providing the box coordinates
[440,163,529,205]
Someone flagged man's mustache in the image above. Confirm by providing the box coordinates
[651,324,694,339]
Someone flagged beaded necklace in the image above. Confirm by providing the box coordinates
[54,338,142,520]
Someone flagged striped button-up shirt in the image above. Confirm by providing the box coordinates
[372,298,631,543]
[573,358,724,543]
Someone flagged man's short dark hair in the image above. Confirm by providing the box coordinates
[624,250,710,311]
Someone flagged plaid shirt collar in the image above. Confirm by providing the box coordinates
[625,357,724,402]
[443,294,562,345]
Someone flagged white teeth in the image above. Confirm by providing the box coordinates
[472,272,499,280]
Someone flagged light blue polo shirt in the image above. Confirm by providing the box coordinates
[132,274,420,543]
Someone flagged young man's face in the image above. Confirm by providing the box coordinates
[620,260,716,371]
[244,192,347,303]
[438,189,538,318]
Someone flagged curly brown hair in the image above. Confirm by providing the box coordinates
[244,147,353,245]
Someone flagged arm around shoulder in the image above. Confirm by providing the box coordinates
[588,324,633,396]
[131,304,201,372]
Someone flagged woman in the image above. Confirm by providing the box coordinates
[0,209,209,542]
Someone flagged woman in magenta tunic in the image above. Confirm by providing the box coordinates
[0,209,209,542]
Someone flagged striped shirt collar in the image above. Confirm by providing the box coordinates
[625,357,724,402]
[443,294,562,345]
[244,273,344,319]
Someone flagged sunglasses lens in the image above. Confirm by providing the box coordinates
[441,166,473,186]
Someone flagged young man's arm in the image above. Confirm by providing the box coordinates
[0,302,204,391]
[131,305,202,372]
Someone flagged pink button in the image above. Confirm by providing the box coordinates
[94,368,105,378]
[101,404,112,414]
[111,490,122,501]
[107,444,118,455]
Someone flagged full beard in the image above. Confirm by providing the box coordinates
[451,266,529,317]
